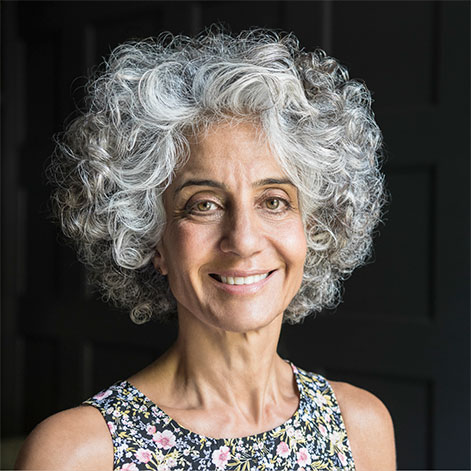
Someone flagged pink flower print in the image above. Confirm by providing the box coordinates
[338,451,347,466]
[330,430,343,447]
[94,389,112,400]
[319,424,327,436]
[123,416,132,427]
[153,430,176,450]
[120,463,139,471]
[276,441,290,458]
[212,445,230,469]
[296,448,311,467]
[167,457,177,468]
[107,421,116,434]
[146,424,157,435]
[314,391,327,407]
[135,448,152,463]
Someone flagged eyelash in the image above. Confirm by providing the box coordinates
[185,196,292,216]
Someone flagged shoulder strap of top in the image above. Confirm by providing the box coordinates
[83,380,156,423]
[84,381,162,470]
[83,381,126,415]
[84,382,140,460]
[293,365,356,469]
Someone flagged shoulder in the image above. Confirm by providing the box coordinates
[329,380,396,471]
[15,405,113,470]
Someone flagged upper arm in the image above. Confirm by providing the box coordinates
[330,381,396,471]
[15,405,113,471]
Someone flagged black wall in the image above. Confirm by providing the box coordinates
[2,2,470,470]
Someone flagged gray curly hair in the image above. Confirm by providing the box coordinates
[49,28,385,325]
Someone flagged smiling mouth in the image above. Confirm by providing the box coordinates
[209,271,275,285]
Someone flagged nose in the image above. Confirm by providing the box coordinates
[219,205,264,258]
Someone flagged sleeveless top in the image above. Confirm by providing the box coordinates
[83,363,356,471]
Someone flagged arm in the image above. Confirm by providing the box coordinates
[15,406,113,470]
[330,381,396,471]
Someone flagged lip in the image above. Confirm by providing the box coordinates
[208,269,277,295]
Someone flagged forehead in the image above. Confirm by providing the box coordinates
[177,121,287,182]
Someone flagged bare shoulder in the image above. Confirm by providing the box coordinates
[329,380,396,471]
[15,405,113,470]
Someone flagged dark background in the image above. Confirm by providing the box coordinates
[2,1,470,469]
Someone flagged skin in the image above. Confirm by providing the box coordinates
[15,121,396,470]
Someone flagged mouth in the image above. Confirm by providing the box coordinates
[209,271,275,286]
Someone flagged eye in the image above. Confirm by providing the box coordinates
[195,201,216,212]
[186,199,221,215]
[265,198,283,210]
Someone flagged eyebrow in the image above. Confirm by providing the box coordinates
[174,178,295,195]
[254,178,294,187]
[174,179,227,194]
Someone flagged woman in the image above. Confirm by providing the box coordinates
[16,29,395,470]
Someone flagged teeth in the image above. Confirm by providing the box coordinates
[219,273,269,285]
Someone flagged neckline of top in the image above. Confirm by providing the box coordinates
[121,360,306,442]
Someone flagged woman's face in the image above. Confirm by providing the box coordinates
[155,121,307,333]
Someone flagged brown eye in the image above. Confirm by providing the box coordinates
[266,198,281,210]
[196,201,215,211]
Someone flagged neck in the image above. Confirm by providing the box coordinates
[160,307,290,423]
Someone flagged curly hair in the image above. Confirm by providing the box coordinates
[49,28,385,324]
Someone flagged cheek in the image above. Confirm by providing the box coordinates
[163,221,217,275]
[279,219,307,268]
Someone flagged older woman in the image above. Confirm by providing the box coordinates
[16,29,395,470]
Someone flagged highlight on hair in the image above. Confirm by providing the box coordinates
[49,27,385,324]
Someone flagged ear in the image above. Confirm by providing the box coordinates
[153,240,168,276]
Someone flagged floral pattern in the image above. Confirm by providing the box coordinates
[83,363,355,470]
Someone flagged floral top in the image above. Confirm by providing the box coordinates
[83,363,355,471]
